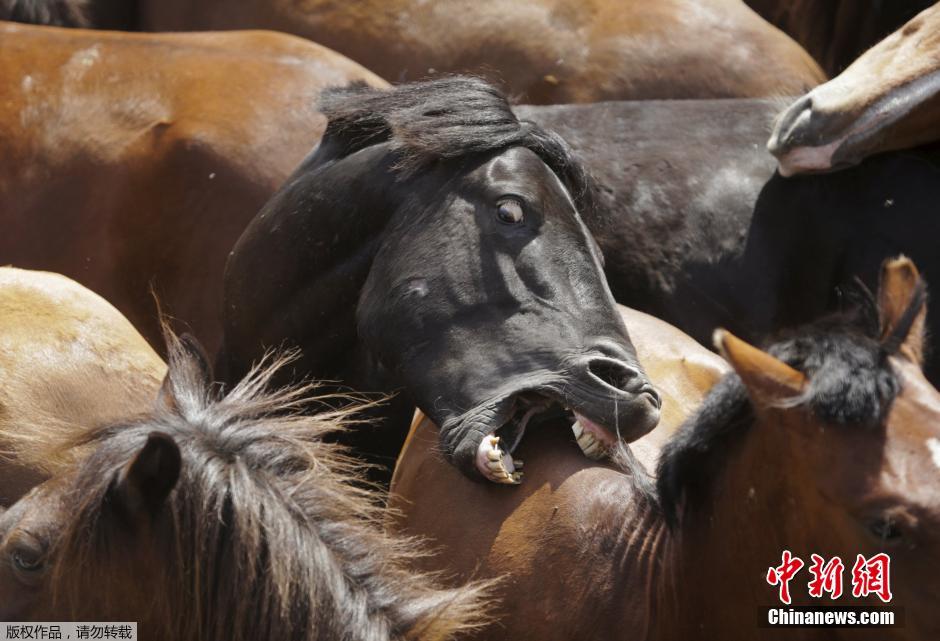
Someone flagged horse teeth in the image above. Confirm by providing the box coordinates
[487,449,501,462]
[513,459,524,468]
[572,420,583,438]
[577,431,596,449]
[575,430,609,460]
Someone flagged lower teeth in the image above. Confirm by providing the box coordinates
[572,420,610,460]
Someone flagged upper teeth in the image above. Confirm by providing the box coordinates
[572,420,609,460]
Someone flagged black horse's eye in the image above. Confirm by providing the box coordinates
[496,198,524,225]
[869,517,903,542]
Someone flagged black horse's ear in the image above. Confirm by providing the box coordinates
[114,432,181,520]
[157,332,213,414]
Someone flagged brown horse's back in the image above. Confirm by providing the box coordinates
[140,0,824,102]
[389,305,728,639]
[0,22,386,356]
[0,267,166,506]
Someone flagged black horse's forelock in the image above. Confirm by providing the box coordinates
[656,279,928,528]
[319,76,597,213]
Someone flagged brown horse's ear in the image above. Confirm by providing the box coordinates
[878,256,928,364]
[713,329,806,406]
[114,432,181,520]
[157,332,213,414]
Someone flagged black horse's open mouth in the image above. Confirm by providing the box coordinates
[473,384,662,484]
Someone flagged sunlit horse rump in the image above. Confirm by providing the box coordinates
[0,267,165,507]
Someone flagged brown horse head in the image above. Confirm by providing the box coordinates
[769,2,940,176]
[0,333,489,639]
[660,256,940,637]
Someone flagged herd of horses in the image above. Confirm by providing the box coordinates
[1,0,940,638]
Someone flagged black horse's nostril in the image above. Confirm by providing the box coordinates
[588,357,637,390]
[585,356,662,408]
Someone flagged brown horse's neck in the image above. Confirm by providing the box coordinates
[652,409,831,641]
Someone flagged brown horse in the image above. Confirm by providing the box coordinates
[769,2,940,176]
[746,0,934,75]
[0,267,165,507]
[0,21,385,357]
[391,257,940,640]
[112,0,826,103]
[0,331,490,639]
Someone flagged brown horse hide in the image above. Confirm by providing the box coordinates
[0,267,165,507]
[0,22,386,357]
[136,0,824,103]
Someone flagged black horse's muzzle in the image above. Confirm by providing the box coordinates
[563,350,662,441]
[435,343,662,481]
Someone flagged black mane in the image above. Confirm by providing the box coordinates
[319,76,597,213]
[656,281,927,527]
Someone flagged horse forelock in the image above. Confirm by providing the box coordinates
[48,338,490,641]
[655,284,926,528]
[318,76,597,214]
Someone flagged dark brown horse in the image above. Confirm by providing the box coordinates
[0,332,490,639]
[769,2,940,176]
[12,0,825,102]
[0,21,385,357]
[0,267,165,507]
[391,256,940,640]
[746,0,934,75]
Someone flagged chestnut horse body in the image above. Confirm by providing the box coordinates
[769,2,940,176]
[0,267,164,507]
[135,0,825,103]
[391,258,940,640]
[0,21,385,356]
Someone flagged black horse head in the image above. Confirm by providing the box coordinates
[221,77,660,482]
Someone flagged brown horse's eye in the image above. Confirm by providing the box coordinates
[12,549,43,576]
[496,199,524,225]
[869,517,903,542]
